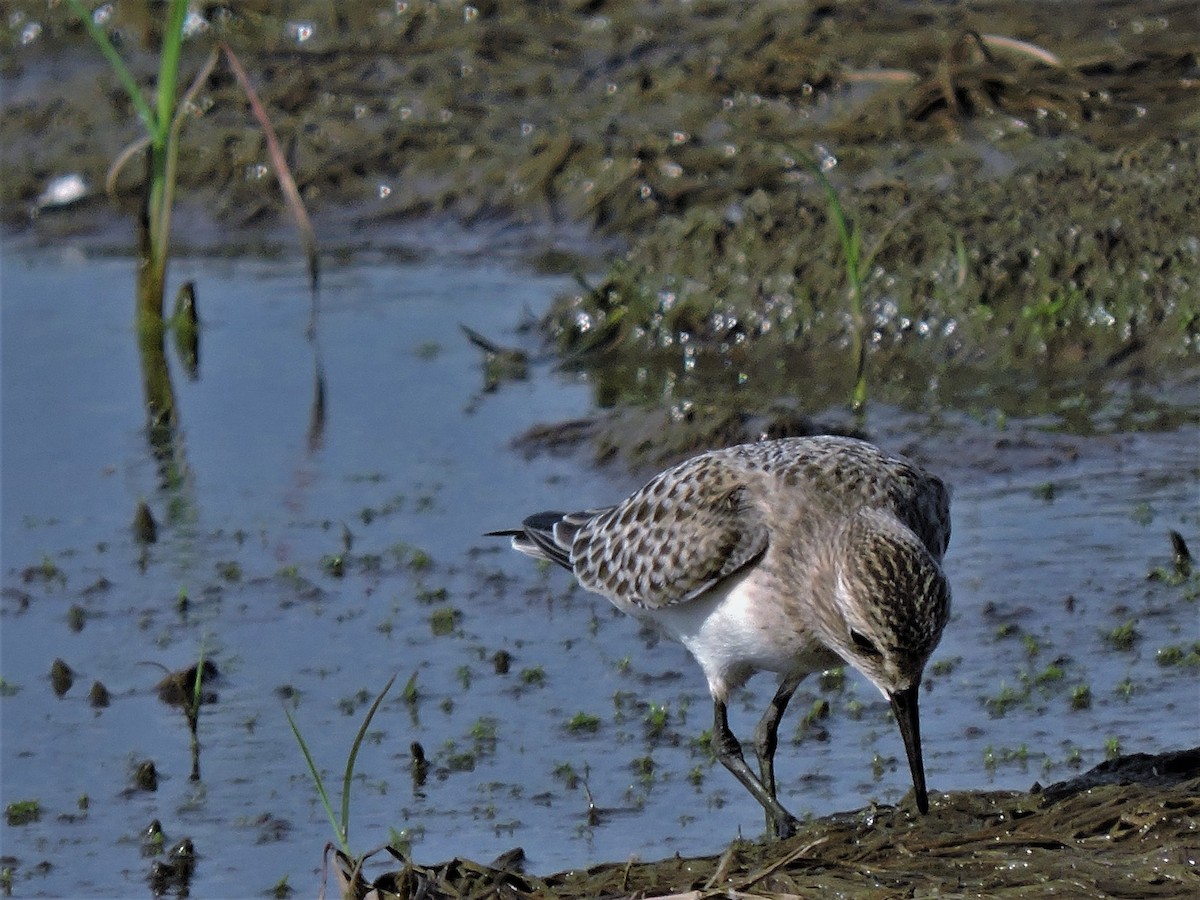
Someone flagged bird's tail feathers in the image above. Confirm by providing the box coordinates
[487,507,612,571]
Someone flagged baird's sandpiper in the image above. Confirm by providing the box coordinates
[491,435,951,838]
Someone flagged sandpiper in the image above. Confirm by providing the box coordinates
[490,435,951,838]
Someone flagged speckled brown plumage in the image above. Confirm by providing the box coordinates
[519,436,948,609]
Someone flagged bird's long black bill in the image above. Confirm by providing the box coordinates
[888,684,929,814]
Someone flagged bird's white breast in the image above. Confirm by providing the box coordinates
[644,568,837,701]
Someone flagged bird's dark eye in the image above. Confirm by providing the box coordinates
[850,630,882,658]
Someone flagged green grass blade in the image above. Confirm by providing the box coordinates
[816,172,863,300]
[155,0,190,146]
[340,672,398,843]
[283,704,349,856]
[64,0,158,137]
[804,157,868,413]
[154,46,219,285]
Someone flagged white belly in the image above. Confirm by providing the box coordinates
[643,569,837,701]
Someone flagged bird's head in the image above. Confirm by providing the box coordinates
[824,508,952,813]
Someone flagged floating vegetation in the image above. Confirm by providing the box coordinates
[631,755,655,783]
[132,500,158,544]
[644,702,670,740]
[414,341,442,360]
[984,682,1024,718]
[455,666,472,691]
[565,712,601,734]
[870,751,890,780]
[930,656,961,677]
[442,740,477,773]
[802,699,830,727]
[49,658,74,697]
[416,586,449,605]
[1130,501,1155,527]
[1021,634,1041,658]
[1156,644,1200,668]
[430,606,462,636]
[1032,482,1056,502]
[519,666,546,686]
[133,760,158,792]
[1114,676,1137,700]
[552,762,581,790]
[21,555,66,587]
[338,690,371,717]
[1105,620,1139,651]
[817,667,846,692]
[491,650,512,675]
[215,560,242,582]
[5,800,40,826]
[88,681,111,708]
[401,672,419,707]
[983,744,1030,774]
[1033,662,1065,686]
[401,545,433,572]
[469,717,499,756]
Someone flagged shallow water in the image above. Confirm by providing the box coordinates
[1,245,1196,897]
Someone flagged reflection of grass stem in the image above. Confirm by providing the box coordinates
[284,672,397,858]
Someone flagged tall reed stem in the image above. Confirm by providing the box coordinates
[67,0,189,325]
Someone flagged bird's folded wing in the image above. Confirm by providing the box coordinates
[571,461,769,609]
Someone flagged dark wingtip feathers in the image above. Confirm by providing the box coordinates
[488,511,575,570]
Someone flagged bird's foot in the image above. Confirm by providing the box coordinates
[770,812,801,841]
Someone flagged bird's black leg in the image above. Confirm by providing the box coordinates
[752,672,803,838]
[712,699,799,840]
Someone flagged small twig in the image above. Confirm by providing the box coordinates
[734,836,830,890]
[979,33,1063,67]
[106,136,152,200]
[842,68,920,84]
[618,854,637,894]
[702,843,739,889]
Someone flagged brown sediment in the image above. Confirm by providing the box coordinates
[331,746,1200,898]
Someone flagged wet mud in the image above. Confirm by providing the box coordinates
[339,747,1200,899]
[3,1,1198,437]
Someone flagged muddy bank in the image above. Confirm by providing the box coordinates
[3,1,1198,438]
[339,746,1200,898]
